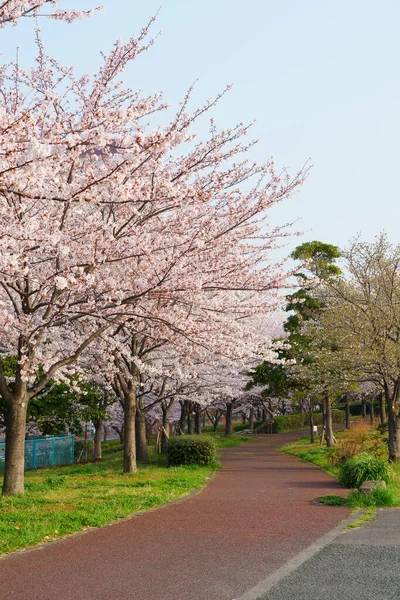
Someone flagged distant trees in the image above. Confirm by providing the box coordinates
[319,235,400,461]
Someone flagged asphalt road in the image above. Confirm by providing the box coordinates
[257,508,400,600]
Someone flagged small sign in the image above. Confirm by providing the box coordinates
[313,425,318,433]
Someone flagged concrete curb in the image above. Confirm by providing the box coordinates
[234,509,365,600]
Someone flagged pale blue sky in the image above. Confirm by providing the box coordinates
[2,0,399,254]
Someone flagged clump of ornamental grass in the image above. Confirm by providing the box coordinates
[339,453,391,489]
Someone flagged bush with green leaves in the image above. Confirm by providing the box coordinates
[272,410,345,433]
[340,453,391,488]
[167,436,216,466]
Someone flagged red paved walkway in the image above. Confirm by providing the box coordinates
[0,432,349,600]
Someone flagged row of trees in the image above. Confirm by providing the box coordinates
[250,236,400,461]
[0,2,305,495]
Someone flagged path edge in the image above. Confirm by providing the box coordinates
[0,468,217,562]
[235,509,365,600]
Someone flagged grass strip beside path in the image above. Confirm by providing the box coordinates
[280,433,400,509]
[0,434,254,557]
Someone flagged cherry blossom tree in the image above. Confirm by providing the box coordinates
[0,1,103,27]
[0,7,306,494]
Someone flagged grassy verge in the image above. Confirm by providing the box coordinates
[0,434,253,557]
[205,433,255,449]
[280,434,400,510]
[280,434,340,478]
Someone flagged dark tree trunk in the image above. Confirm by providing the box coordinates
[103,426,107,442]
[187,402,194,435]
[369,398,375,425]
[309,409,315,443]
[387,407,400,462]
[123,388,137,473]
[248,407,254,430]
[161,400,174,453]
[379,392,386,425]
[386,383,400,462]
[179,401,188,434]
[320,399,326,430]
[324,394,334,448]
[194,404,202,435]
[225,403,233,436]
[93,418,103,460]
[2,390,29,496]
[361,397,367,419]
[135,407,148,462]
[262,409,267,422]
[345,394,351,430]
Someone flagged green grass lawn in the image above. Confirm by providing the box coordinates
[280,433,400,509]
[0,434,253,557]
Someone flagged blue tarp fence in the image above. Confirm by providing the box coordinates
[0,435,74,472]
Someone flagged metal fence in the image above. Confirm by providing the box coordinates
[0,435,74,472]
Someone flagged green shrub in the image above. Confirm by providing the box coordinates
[233,423,250,432]
[346,486,395,508]
[272,411,346,433]
[340,453,391,488]
[167,436,216,466]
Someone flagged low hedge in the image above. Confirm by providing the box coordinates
[272,410,346,433]
[349,401,380,416]
[167,435,216,466]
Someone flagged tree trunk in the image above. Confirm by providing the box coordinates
[179,401,188,434]
[386,384,400,462]
[369,398,375,425]
[225,402,233,436]
[135,407,148,462]
[103,426,107,442]
[379,392,386,425]
[387,407,400,462]
[2,391,29,496]
[161,402,173,454]
[93,418,103,460]
[248,407,254,430]
[320,399,326,430]
[361,397,366,419]
[345,394,351,430]
[262,408,267,422]
[324,394,334,448]
[123,388,137,473]
[309,409,315,443]
[187,402,194,435]
[194,404,202,435]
